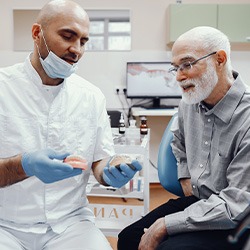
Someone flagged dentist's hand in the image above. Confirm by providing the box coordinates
[21,148,82,184]
[103,160,142,188]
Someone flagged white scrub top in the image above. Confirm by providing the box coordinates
[0,55,115,234]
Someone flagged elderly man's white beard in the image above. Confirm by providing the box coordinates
[180,63,218,105]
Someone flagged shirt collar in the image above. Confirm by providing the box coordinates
[24,53,43,87]
[24,53,66,89]
[198,71,246,124]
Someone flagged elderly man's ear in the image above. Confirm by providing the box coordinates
[216,50,227,66]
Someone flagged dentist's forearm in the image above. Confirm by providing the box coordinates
[0,155,27,187]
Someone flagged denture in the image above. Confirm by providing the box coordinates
[64,155,88,170]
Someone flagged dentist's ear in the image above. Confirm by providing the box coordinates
[31,23,42,42]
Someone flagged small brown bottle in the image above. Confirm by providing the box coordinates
[140,116,148,135]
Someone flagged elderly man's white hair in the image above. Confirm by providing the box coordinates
[176,26,232,76]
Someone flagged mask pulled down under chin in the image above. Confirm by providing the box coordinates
[39,51,78,79]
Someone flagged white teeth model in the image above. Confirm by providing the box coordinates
[64,155,88,170]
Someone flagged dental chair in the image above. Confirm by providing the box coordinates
[157,113,184,197]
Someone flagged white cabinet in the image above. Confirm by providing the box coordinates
[167,4,217,44]
[218,4,250,43]
[167,4,250,44]
[87,128,150,236]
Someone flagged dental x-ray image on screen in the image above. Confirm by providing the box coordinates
[126,62,182,108]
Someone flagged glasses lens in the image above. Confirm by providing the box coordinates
[180,62,192,71]
[168,67,177,75]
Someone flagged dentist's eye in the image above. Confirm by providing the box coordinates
[62,35,71,40]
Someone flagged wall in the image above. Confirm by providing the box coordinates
[1,0,250,181]
[1,0,250,110]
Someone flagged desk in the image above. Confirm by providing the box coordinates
[87,129,150,236]
[131,107,178,117]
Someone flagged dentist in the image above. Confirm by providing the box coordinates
[0,1,141,249]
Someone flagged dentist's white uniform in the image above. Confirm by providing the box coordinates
[0,55,115,249]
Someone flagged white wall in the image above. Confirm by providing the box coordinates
[1,0,250,110]
[1,0,250,181]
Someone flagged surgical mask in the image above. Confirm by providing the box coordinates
[37,29,78,79]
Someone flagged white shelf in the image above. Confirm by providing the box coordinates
[87,178,144,199]
[88,188,144,199]
[87,130,150,236]
[131,107,178,117]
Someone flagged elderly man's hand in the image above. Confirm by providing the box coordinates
[138,218,167,250]
[180,178,193,196]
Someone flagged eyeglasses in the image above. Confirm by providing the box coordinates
[168,51,217,75]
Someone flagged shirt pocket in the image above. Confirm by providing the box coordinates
[211,152,230,191]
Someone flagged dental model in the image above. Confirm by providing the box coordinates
[64,155,88,170]
[109,154,135,171]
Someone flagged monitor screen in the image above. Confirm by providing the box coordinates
[126,62,182,100]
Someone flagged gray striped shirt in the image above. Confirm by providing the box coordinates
[166,72,250,235]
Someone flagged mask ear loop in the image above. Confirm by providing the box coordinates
[35,43,42,58]
[40,28,50,54]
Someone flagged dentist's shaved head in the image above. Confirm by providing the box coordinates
[36,0,89,28]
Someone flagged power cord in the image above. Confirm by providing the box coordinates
[149,159,158,170]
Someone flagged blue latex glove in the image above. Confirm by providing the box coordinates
[21,148,82,184]
[103,159,142,188]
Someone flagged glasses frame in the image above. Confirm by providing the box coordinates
[169,51,217,75]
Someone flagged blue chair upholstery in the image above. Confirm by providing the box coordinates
[157,113,184,197]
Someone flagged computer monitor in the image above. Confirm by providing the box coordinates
[126,62,182,109]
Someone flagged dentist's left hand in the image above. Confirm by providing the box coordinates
[103,160,142,188]
[21,148,82,184]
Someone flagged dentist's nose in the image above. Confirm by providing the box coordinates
[69,42,82,57]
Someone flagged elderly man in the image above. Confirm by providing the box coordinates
[0,1,141,249]
[118,26,250,250]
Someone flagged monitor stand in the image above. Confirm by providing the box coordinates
[144,98,177,109]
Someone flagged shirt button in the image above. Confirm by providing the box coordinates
[205,141,209,145]
[199,164,203,168]
[192,185,196,189]
[208,118,211,122]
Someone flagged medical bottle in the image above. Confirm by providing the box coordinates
[118,113,126,134]
[140,116,148,135]
[126,119,140,144]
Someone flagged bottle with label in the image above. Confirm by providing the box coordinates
[118,113,126,134]
[126,119,140,144]
[140,116,148,135]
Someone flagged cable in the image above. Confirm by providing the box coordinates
[116,89,154,124]
[149,159,158,170]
